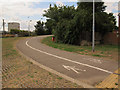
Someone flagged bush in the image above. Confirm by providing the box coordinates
[10,29,20,34]
[10,29,30,37]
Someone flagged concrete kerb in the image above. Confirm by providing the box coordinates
[15,37,95,88]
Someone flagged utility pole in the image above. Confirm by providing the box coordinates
[28,20,32,36]
[28,17,32,36]
[92,0,95,52]
[118,2,120,45]
[3,19,5,35]
[117,13,120,38]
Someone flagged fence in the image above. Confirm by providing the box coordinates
[80,31,120,45]
[103,31,120,45]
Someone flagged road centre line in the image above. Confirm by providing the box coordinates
[25,39,113,74]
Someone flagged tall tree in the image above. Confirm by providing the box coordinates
[45,19,56,34]
[43,2,117,45]
[34,21,44,35]
[77,1,116,43]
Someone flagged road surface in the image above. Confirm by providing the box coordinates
[16,35,118,88]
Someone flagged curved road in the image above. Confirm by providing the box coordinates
[16,35,118,87]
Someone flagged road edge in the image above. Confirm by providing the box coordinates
[15,37,95,88]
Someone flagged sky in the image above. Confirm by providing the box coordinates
[0,0,119,31]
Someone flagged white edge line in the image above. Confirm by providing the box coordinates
[26,39,113,74]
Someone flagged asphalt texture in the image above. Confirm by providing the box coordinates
[16,35,118,87]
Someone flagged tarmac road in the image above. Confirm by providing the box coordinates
[16,35,118,88]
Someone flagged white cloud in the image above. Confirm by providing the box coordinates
[78,0,119,2]
[104,2,118,13]
[56,1,64,6]
[103,0,119,2]
[20,20,37,31]
[67,0,77,2]
[0,2,48,31]
[1,2,47,17]
[0,0,119,3]
[0,0,78,3]
[0,0,43,3]
[104,2,118,26]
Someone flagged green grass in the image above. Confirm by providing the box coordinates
[115,83,118,85]
[49,72,52,75]
[42,36,90,52]
[2,37,21,58]
[30,75,34,78]
[57,77,63,80]
[41,36,118,59]
[92,54,105,57]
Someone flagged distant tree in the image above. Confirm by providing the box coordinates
[19,30,29,36]
[10,29,30,37]
[10,29,20,34]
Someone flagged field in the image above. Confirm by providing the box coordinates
[2,37,82,88]
[42,36,118,61]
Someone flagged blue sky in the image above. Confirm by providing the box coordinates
[0,1,119,31]
[32,2,77,8]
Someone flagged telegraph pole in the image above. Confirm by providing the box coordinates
[118,1,120,38]
[3,19,5,35]
[118,13,120,38]
[28,20,32,36]
[92,0,95,52]
[28,17,32,36]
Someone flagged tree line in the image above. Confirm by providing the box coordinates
[10,29,35,37]
[35,1,117,45]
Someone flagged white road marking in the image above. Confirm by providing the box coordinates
[26,39,113,74]
[63,65,86,74]
[83,58,102,64]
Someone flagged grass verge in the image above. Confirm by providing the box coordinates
[2,37,82,88]
[41,36,118,60]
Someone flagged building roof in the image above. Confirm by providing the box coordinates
[8,22,20,24]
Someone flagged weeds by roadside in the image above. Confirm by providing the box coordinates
[42,36,118,61]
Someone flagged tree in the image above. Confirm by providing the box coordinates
[34,21,44,35]
[77,1,106,12]
[44,19,55,34]
[43,5,77,44]
[10,29,30,37]
[10,29,20,34]
[43,2,117,45]
[76,1,116,43]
